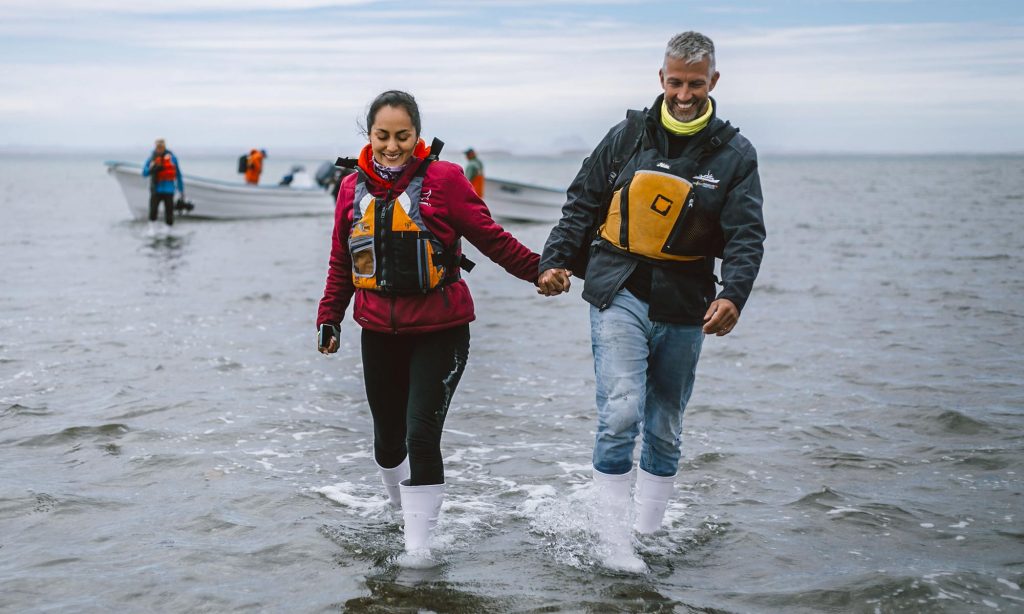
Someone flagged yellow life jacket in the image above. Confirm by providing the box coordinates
[600,169,703,262]
[598,120,738,263]
[348,140,459,294]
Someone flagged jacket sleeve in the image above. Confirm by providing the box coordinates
[316,179,357,328]
[141,156,152,177]
[444,167,540,283]
[716,143,766,312]
[538,121,623,273]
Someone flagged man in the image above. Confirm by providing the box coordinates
[245,148,266,185]
[141,138,184,229]
[463,147,485,197]
[538,31,765,572]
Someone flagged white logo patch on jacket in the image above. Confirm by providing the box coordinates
[693,171,720,190]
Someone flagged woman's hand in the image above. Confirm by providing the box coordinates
[318,324,340,354]
[319,337,339,354]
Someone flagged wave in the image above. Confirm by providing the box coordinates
[1,403,50,418]
[16,423,129,447]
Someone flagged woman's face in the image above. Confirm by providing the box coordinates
[370,105,417,168]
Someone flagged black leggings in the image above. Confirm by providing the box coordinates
[149,192,174,225]
[361,325,470,486]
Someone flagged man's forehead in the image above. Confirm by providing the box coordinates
[662,56,712,77]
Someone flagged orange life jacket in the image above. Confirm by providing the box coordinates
[347,139,460,294]
[154,153,177,182]
[245,151,264,183]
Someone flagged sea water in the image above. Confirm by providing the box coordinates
[1,152,1022,612]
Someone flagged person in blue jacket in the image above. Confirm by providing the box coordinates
[141,138,184,226]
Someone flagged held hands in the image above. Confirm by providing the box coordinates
[703,298,739,336]
[537,268,572,296]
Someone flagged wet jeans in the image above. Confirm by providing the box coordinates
[590,289,704,477]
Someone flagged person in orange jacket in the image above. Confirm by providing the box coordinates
[244,149,266,184]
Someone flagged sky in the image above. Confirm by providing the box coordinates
[1,0,1022,155]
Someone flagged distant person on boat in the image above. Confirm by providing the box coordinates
[462,147,485,197]
[537,31,766,572]
[316,90,540,567]
[141,138,184,228]
[279,164,315,188]
[244,148,266,185]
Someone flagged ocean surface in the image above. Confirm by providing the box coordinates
[1,151,1022,613]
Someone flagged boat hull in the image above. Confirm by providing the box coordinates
[105,161,566,223]
[483,177,565,224]
[105,161,335,220]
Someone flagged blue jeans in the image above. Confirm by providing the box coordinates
[591,289,704,477]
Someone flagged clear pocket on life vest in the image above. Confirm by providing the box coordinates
[349,235,376,284]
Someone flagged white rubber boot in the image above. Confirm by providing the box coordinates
[634,467,676,534]
[376,456,410,509]
[397,480,444,568]
[592,468,647,573]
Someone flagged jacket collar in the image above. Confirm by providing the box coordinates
[356,139,431,192]
[644,94,721,153]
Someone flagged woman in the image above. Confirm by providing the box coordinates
[317,90,540,565]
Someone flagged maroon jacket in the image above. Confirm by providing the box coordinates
[317,144,540,335]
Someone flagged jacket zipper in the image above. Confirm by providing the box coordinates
[378,188,392,291]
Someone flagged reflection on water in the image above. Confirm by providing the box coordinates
[138,228,194,288]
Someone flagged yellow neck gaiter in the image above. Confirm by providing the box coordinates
[661,99,713,136]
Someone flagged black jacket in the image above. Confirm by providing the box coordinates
[540,96,766,324]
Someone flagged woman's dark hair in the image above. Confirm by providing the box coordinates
[364,90,421,137]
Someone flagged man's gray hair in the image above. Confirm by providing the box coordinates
[665,31,716,75]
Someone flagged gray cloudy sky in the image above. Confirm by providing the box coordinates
[1,0,1022,154]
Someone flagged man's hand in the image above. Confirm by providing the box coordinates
[702,298,738,336]
[537,268,572,296]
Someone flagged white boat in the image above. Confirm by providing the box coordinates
[105,161,335,220]
[106,161,564,223]
[483,177,565,223]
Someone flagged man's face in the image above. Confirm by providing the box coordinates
[659,56,719,123]
[154,142,166,156]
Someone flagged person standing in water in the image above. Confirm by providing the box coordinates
[141,138,184,230]
[316,90,540,566]
[538,31,766,572]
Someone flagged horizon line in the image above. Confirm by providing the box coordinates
[2,145,1023,158]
